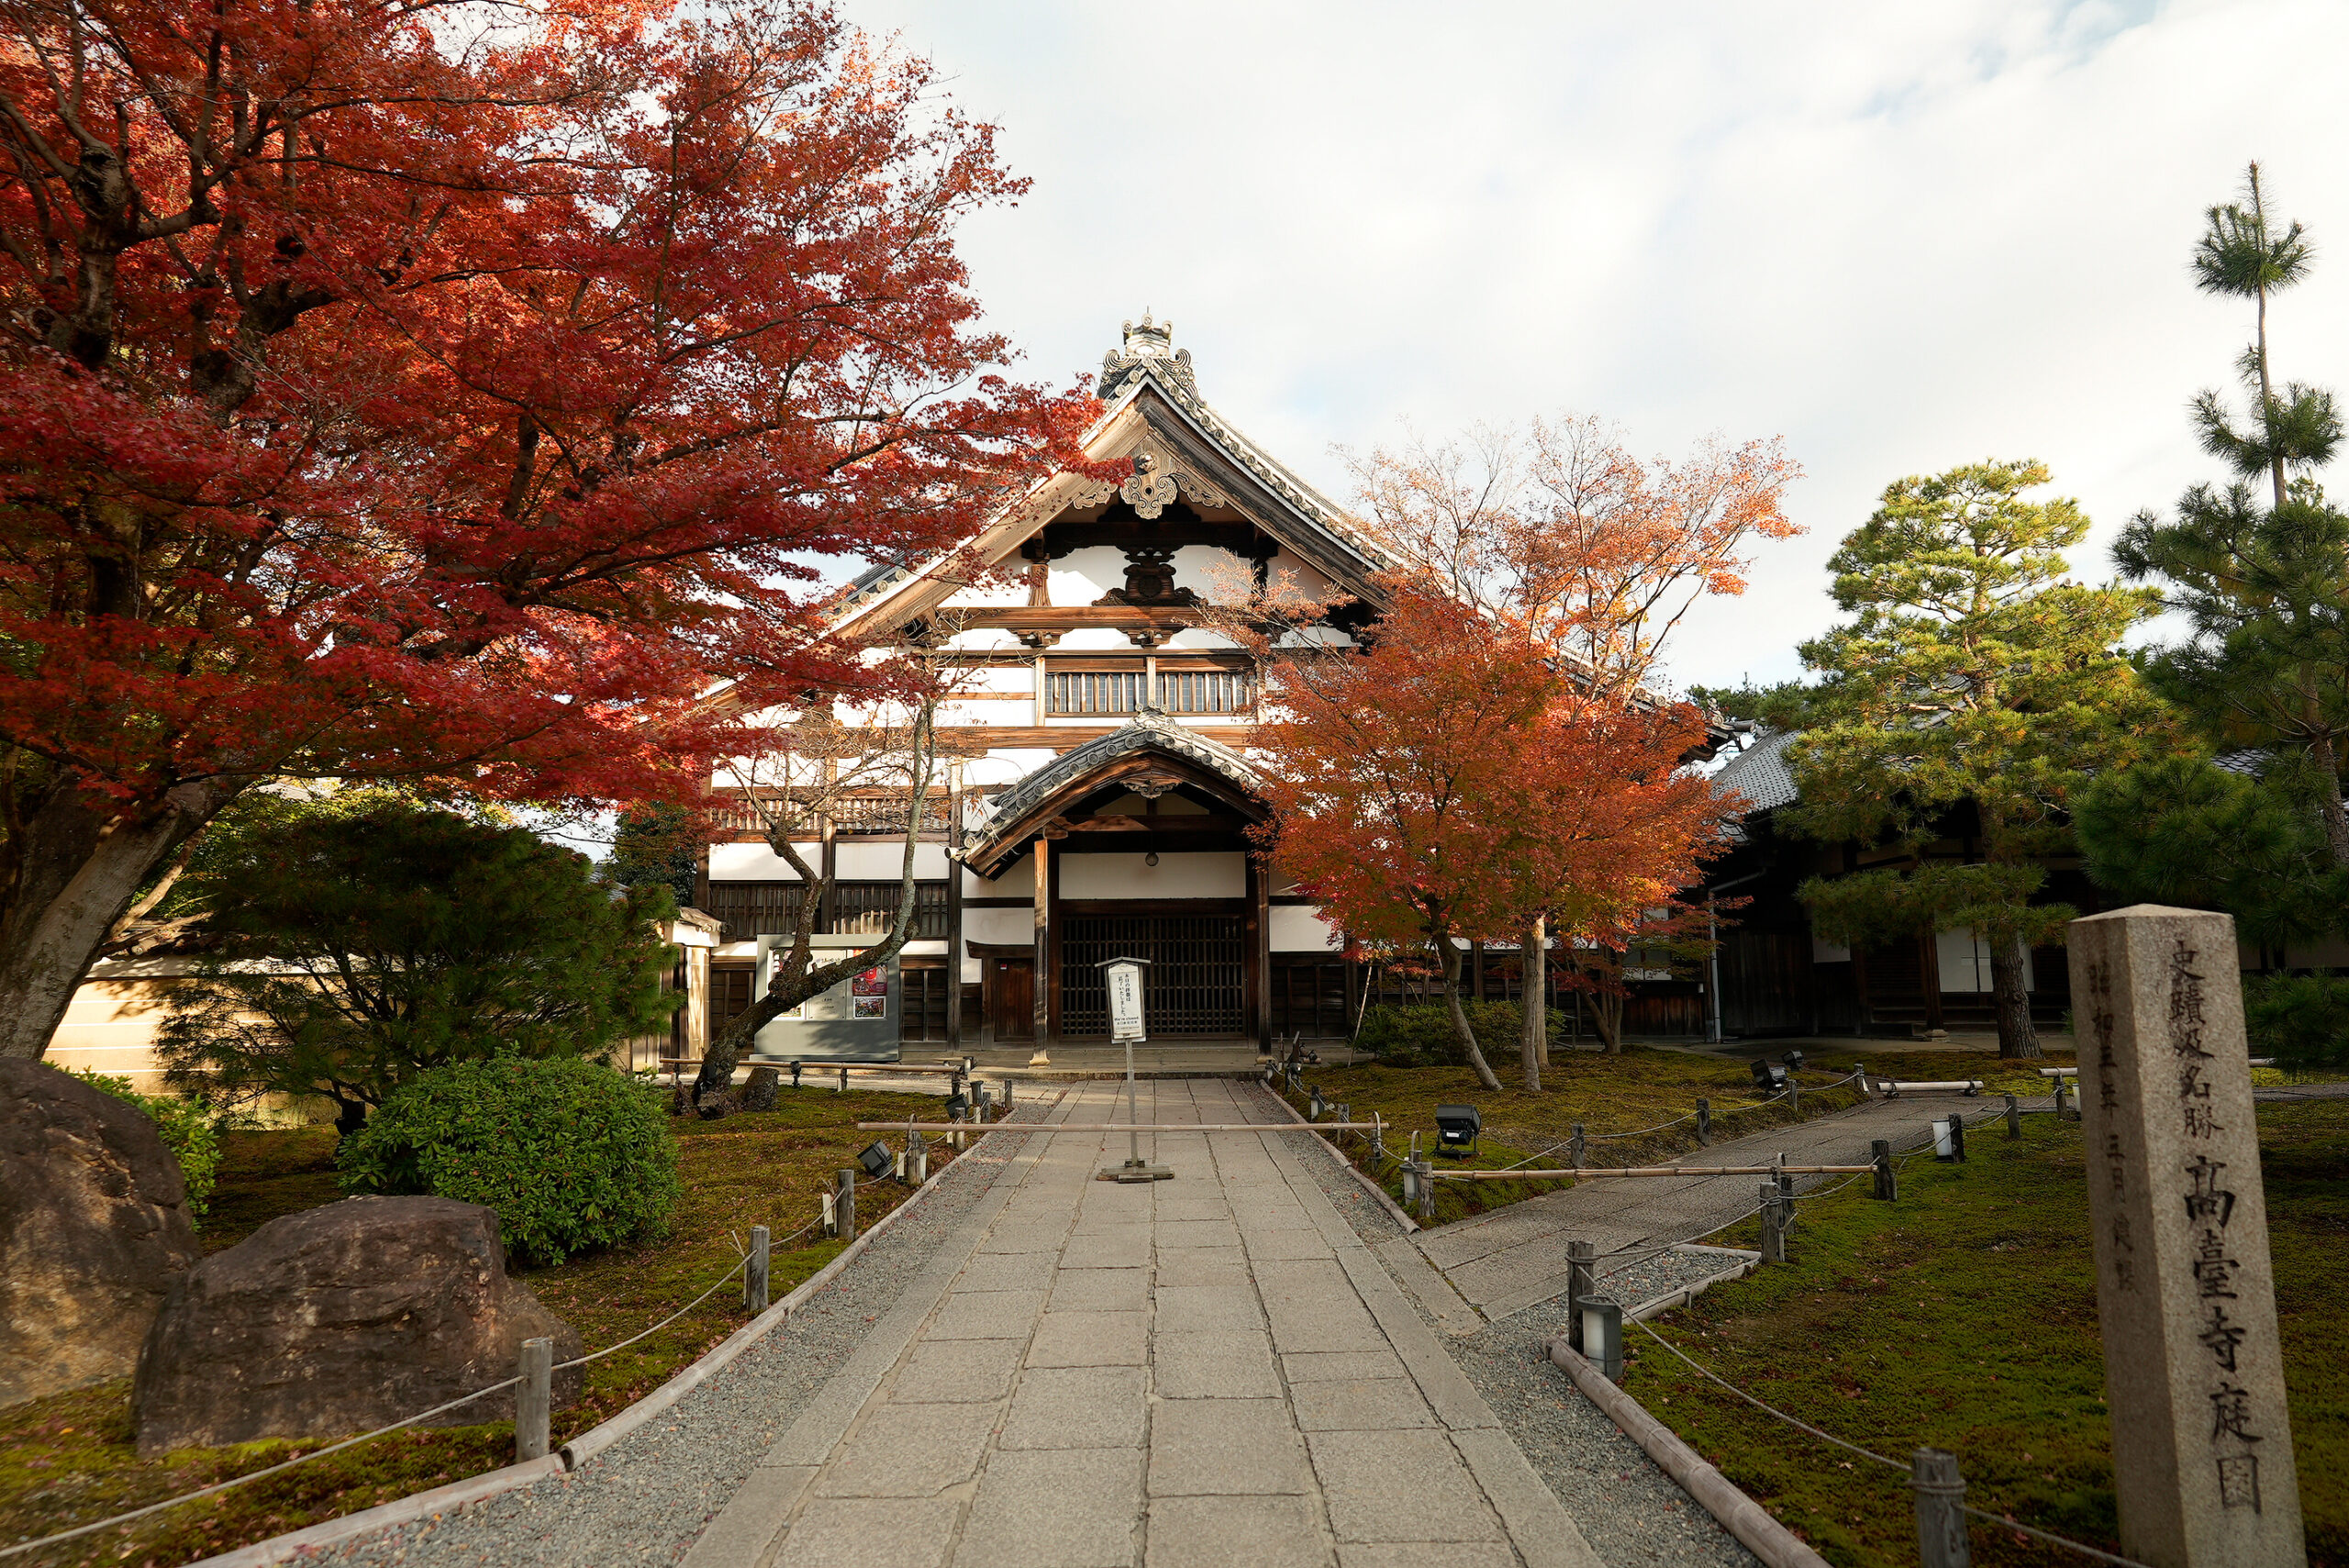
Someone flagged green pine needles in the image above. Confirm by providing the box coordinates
[156,794,680,1137]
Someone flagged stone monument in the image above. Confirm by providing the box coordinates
[2068,905,2304,1567]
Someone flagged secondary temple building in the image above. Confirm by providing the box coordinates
[697,317,1383,1053]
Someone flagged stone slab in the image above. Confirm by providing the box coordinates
[1029,1310,1150,1368]
[956,1447,1143,1568]
[1146,1398,1312,1497]
[1001,1366,1148,1450]
[1142,1496,1329,1568]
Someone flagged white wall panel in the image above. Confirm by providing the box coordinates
[1061,851,1242,899]
[1271,906,1340,952]
[962,907,1035,948]
[710,842,814,879]
[835,842,950,879]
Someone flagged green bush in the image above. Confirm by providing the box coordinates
[1355,1000,1570,1068]
[337,1056,681,1264]
[2245,973,2349,1073]
[70,1069,220,1224]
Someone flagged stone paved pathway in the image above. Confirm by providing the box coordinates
[1416,1089,2018,1319]
[680,1078,1601,1568]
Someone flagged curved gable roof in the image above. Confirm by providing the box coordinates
[963,709,1263,878]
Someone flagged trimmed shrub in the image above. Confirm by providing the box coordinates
[2245,973,2349,1073]
[1355,1001,1571,1068]
[72,1069,220,1224]
[337,1056,680,1264]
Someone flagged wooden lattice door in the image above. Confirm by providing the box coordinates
[1060,915,1246,1037]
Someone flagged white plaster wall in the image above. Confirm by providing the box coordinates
[1050,547,1127,603]
[1161,628,1239,651]
[965,750,1054,786]
[1052,628,1135,651]
[963,907,1035,948]
[1061,851,1243,899]
[1271,906,1341,952]
[1171,545,1250,600]
[1812,937,1853,963]
[963,664,1034,695]
[941,697,1032,727]
[1935,929,2034,993]
[976,854,1035,897]
[710,842,816,879]
[944,628,1024,651]
[836,842,950,878]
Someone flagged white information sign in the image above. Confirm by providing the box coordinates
[1106,960,1146,1043]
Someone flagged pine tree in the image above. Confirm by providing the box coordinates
[1786,462,2171,1058]
[2110,163,2349,867]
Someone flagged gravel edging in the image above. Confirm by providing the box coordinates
[298,1103,1048,1568]
[1254,1082,1759,1568]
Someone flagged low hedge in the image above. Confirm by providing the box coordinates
[337,1056,680,1264]
[1354,1000,1571,1067]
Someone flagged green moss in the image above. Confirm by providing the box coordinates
[0,1084,955,1567]
[1622,1102,2349,1567]
[1281,1048,1908,1227]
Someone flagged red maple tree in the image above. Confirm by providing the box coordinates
[0,0,1089,1058]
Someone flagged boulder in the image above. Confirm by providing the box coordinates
[0,1058,200,1408]
[741,1065,781,1112]
[132,1195,581,1455]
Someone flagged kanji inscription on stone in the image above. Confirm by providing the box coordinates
[2069,905,2304,1568]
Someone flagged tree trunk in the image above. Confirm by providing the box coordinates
[0,781,230,1060]
[1437,937,1504,1092]
[1585,954,1625,1055]
[1989,929,2043,1059]
[2313,732,2349,870]
[1520,915,1546,1092]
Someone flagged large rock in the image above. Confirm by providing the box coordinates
[133,1196,581,1455]
[0,1058,200,1408]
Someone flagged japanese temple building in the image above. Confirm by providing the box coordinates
[696,317,1385,1052]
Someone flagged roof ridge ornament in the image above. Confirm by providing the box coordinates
[1100,312,1197,401]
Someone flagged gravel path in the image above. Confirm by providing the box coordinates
[310,1104,1047,1568]
[1262,1085,1760,1568]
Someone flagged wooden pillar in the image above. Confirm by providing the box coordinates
[944,862,965,1051]
[1031,837,1052,1043]
[1247,855,1272,1049]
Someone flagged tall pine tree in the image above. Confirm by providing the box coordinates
[2108,162,2349,869]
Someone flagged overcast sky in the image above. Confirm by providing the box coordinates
[843,0,2349,693]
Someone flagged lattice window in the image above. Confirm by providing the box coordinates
[1156,668,1252,715]
[1060,915,1246,1037]
[831,881,950,940]
[1046,670,1147,715]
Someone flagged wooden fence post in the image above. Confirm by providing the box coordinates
[745,1225,769,1314]
[836,1168,857,1245]
[1911,1448,1970,1568]
[1872,1139,1897,1202]
[515,1337,552,1462]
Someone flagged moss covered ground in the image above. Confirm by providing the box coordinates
[0,1084,954,1567]
[1274,1046,2030,1226]
[1620,1098,2349,1567]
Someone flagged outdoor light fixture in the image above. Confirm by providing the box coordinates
[1145,851,1159,866]
[1780,1050,1806,1074]
[1579,1296,1625,1382]
[1434,1104,1482,1158]
[1933,1117,1956,1161]
[1309,1086,1327,1120]
[1750,1059,1790,1095]
[857,1140,892,1181]
[945,1090,969,1120]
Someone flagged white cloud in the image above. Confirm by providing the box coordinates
[852,0,2349,688]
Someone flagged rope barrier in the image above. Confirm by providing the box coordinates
[0,1195,855,1562]
[1614,1169,2155,1568]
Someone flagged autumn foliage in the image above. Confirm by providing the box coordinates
[0,0,1087,1055]
[1250,583,1737,1090]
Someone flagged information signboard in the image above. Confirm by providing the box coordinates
[750,934,901,1061]
[1106,959,1146,1042]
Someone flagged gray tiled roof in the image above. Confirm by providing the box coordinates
[974,709,1261,833]
[1711,726,1800,813]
